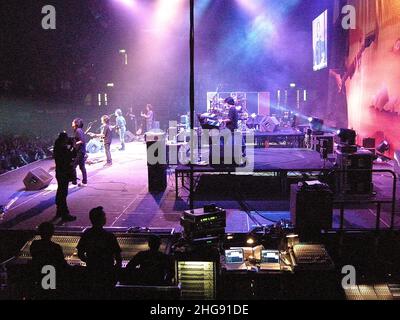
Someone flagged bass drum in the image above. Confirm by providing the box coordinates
[86,139,102,154]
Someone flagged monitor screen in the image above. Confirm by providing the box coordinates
[313,10,328,71]
[261,250,280,264]
[225,249,244,263]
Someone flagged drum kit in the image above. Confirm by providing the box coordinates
[205,95,250,131]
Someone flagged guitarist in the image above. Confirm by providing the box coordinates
[114,109,127,151]
[71,118,88,186]
[141,104,154,133]
[88,115,113,167]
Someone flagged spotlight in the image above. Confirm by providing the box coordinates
[337,128,356,145]
[377,141,390,154]
[290,83,296,88]
[246,237,255,245]
[251,113,257,119]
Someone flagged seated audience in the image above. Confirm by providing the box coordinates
[124,235,174,286]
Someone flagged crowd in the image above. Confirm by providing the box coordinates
[0,134,53,174]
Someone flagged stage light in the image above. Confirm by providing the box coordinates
[251,113,257,119]
[119,49,126,53]
[337,128,356,145]
[195,0,212,20]
[235,0,262,16]
[290,83,296,88]
[246,237,255,245]
[114,0,136,8]
[377,141,390,154]
[226,235,234,240]
[107,83,114,87]
[153,0,184,29]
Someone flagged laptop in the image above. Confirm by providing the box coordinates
[224,249,247,271]
[259,250,281,271]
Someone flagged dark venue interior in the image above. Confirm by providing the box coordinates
[1,0,400,302]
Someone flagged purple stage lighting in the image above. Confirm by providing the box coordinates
[114,0,136,8]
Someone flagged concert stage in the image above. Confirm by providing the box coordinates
[175,148,333,197]
[0,141,399,232]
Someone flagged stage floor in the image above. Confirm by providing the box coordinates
[0,142,399,232]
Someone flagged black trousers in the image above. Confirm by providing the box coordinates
[56,174,69,217]
[104,143,112,164]
[73,152,87,184]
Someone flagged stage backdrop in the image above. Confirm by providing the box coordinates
[344,0,400,155]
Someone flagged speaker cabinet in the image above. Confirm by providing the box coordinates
[124,131,135,143]
[260,116,279,133]
[146,139,167,192]
[290,183,333,241]
[147,165,167,192]
[336,150,374,195]
[23,168,53,191]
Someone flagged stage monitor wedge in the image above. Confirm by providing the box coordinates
[23,167,53,191]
